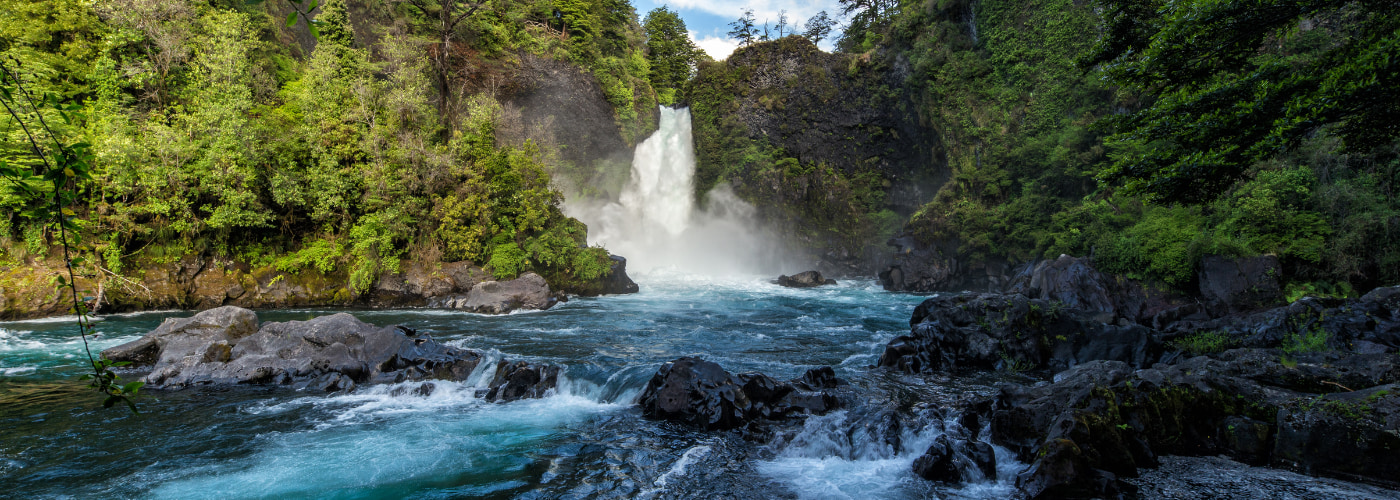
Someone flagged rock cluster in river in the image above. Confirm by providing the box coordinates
[776,270,836,288]
[638,357,845,431]
[879,283,1400,498]
[102,306,559,401]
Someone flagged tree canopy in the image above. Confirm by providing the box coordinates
[1091,0,1400,203]
[728,9,757,46]
[642,6,699,104]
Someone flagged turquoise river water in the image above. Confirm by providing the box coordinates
[0,273,1029,499]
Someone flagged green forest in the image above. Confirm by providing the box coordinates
[1,0,1397,317]
[686,0,1398,297]
[0,0,671,312]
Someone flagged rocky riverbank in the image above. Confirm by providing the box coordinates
[877,268,1400,497]
[0,254,638,320]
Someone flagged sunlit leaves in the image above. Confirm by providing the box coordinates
[1090,0,1400,203]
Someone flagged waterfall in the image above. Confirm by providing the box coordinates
[566,107,789,276]
[620,107,696,237]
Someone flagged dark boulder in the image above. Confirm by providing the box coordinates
[103,306,483,391]
[1162,285,1400,353]
[879,235,1024,293]
[912,434,997,484]
[877,293,1162,374]
[433,272,558,314]
[481,361,561,402]
[777,271,836,288]
[1005,255,1189,325]
[981,351,1400,498]
[592,255,640,295]
[1198,255,1284,316]
[638,357,844,430]
[639,357,752,430]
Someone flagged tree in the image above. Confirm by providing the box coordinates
[803,10,835,44]
[643,7,699,105]
[728,9,757,46]
[774,10,789,38]
[835,0,899,51]
[1090,0,1400,203]
[396,0,486,120]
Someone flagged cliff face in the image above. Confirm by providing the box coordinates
[686,37,945,274]
[499,53,655,200]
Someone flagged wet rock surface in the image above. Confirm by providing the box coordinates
[981,353,1400,498]
[431,272,559,314]
[638,357,846,431]
[1127,455,1400,500]
[480,361,561,402]
[912,434,997,484]
[776,271,836,288]
[575,255,640,296]
[101,306,561,400]
[877,292,1162,374]
[875,283,1400,498]
[103,306,482,391]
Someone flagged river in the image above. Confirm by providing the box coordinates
[0,274,1031,499]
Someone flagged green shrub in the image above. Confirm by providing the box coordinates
[1170,330,1235,356]
[1282,326,1331,355]
[272,239,343,274]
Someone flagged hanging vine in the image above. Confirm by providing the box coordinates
[0,57,142,412]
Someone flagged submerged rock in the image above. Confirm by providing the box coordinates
[101,306,562,400]
[637,357,844,430]
[776,271,836,288]
[432,272,558,314]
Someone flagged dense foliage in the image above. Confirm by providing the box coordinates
[1091,0,1400,204]
[0,0,660,296]
[691,0,1397,293]
[640,6,699,105]
[685,36,915,264]
[880,0,1399,291]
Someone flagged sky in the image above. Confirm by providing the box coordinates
[630,0,844,59]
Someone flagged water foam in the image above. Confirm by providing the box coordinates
[758,410,1025,499]
[566,107,793,276]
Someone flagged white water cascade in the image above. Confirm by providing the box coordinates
[567,107,790,276]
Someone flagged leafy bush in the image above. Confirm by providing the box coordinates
[1282,326,1332,355]
[1170,330,1236,356]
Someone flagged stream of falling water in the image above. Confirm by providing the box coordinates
[566,106,794,276]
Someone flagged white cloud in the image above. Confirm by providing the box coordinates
[669,0,841,30]
[691,30,741,60]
